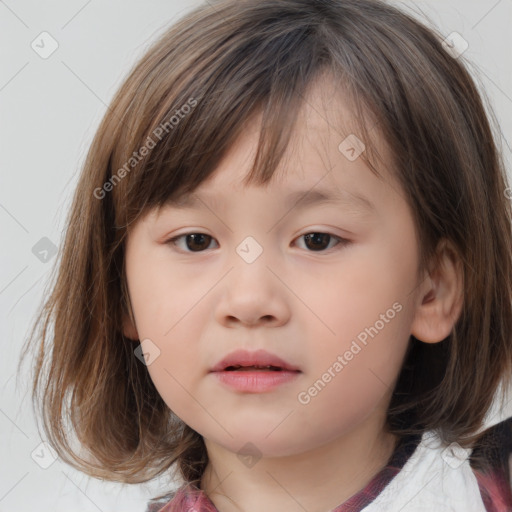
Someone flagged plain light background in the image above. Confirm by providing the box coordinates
[1,1,511,510]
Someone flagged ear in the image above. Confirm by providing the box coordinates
[123,313,139,341]
[121,277,139,341]
[411,239,464,343]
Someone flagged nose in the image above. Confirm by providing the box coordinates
[214,249,291,328]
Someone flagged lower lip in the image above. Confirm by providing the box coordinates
[211,370,301,392]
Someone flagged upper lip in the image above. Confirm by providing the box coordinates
[210,349,301,372]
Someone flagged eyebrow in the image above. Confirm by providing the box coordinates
[165,187,375,214]
[282,188,375,213]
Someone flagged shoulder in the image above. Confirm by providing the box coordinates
[469,416,512,510]
[145,491,177,512]
[470,415,512,469]
[363,419,512,511]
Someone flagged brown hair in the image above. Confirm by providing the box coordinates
[19,0,512,497]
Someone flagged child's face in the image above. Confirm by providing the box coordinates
[123,82,425,459]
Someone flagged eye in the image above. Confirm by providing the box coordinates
[166,233,218,252]
[165,231,350,253]
[295,232,349,252]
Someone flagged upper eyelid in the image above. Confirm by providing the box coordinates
[165,230,346,241]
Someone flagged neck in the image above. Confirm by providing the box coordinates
[200,412,397,512]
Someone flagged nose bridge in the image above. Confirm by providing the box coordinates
[215,233,289,326]
[235,234,267,266]
[228,233,276,293]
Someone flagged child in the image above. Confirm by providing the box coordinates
[21,0,512,510]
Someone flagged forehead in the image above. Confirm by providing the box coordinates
[166,184,377,219]
[147,73,403,229]
[175,79,394,201]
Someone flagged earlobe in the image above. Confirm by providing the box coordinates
[122,313,139,341]
[121,278,139,341]
[410,239,464,344]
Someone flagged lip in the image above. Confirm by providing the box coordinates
[209,349,301,393]
[212,370,301,393]
[210,348,301,373]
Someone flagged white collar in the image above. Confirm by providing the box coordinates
[362,430,486,511]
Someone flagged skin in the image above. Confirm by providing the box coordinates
[123,78,463,512]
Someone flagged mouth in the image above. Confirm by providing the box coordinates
[223,365,287,372]
[210,349,302,373]
[211,362,301,393]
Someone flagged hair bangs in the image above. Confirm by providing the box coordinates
[110,3,383,233]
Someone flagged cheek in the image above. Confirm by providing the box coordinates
[141,310,209,425]
[294,233,416,409]
[127,248,208,336]
[289,301,411,456]
[298,237,416,345]
[124,247,211,414]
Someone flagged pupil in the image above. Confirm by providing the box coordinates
[305,233,329,251]
[187,234,211,251]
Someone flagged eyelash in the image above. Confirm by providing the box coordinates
[164,231,350,253]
